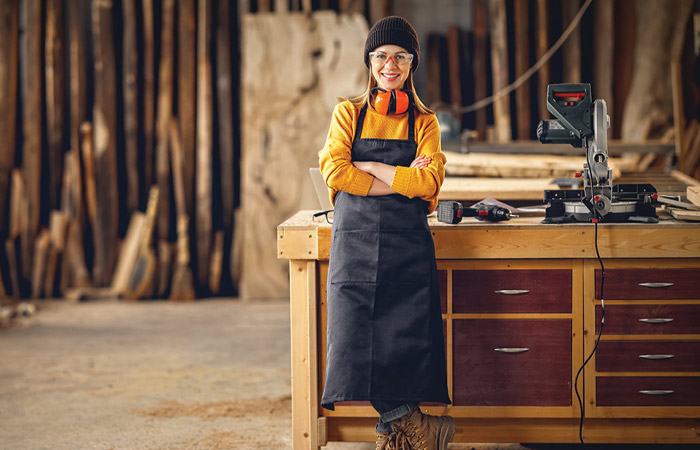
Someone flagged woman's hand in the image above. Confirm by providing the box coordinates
[410,155,432,169]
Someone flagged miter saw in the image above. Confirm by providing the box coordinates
[537,83,659,223]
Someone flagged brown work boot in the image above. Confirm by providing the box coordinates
[390,406,455,450]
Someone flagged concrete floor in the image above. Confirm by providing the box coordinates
[0,299,693,449]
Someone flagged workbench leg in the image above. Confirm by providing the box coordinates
[290,260,320,450]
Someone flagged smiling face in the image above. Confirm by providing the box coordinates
[370,44,412,91]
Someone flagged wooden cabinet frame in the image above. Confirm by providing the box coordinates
[280,212,700,449]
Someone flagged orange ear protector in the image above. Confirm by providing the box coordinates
[371,88,410,115]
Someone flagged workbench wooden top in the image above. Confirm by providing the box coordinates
[278,210,700,260]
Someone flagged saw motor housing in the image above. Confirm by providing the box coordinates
[537,83,658,223]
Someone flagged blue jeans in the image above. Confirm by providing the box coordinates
[370,401,417,433]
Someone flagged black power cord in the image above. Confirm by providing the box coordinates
[573,204,606,444]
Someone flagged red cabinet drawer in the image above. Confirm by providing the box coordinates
[595,305,700,335]
[596,341,700,372]
[597,376,700,406]
[595,269,700,300]
[453,319,571,406]
[453,270,572,313]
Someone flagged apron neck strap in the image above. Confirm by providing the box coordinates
[354,103,415,143]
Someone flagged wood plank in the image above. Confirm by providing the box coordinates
[45,0,64,212]
[513,0,531,140]
[91,0,120,286]
[688,186,700,206]
[156,0,175,245]
[178,0,197,218]
[19,0,42,282]
[68,0,86,169]
[440,176,558,202]
[142,0,156,194]
[31,229,50,298]
[562,0,581,83]
[125,186,159,300]
[62,217,91,291]
[473,0,488,140]
[44,211,68,297]
[488,0,511,142]
[447,25,462,111]
[594,0,614,119]
[620,0,693,141]
[681,120,699,173]
[0,0,18,238]
[122,0,139,212]
[80,123,98,242]
[196,0,213,286]
[671,59,684,163]
[216,0,236,235]
[669,209,700,221]
[208,230,224,295]
[5,237,21,298]
[443,151,627,179]
[535,0,550,120]
[111,212,147,295]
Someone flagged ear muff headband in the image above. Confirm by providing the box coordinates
[371,88,411,115]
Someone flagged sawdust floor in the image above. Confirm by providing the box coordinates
[0,299,693,450]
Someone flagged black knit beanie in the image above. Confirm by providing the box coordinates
[364,16,420,70]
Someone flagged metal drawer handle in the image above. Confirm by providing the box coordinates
[494,289,530,295]
[638,354,675,360]
[638,282,674,288]
[639,390,674,396]
[638,318,674,324]
[494,347,530,353]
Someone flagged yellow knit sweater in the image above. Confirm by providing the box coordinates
[318,100,446,214]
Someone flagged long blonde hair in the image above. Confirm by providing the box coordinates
[341,70,434,115]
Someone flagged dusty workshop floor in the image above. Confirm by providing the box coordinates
[0,299,694,450]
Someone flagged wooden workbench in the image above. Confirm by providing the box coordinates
[278,211,700,449]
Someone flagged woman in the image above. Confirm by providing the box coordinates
[318,16,455,450]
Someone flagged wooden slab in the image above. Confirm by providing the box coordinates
[142,0,155,193]
[0,0,19,238]
[240,12,367,298]
[670,209,700,221]
[178,0,196,218]
[91,0,120,286]
[19,0,42,281]
[122,0,139,211]
[688,186,700,206]
[440,177,557,202]
[443,151,626,179]
[111,212,146,294]
[45,0,64,212]
[31,230,51,298]
[488,0,511,142]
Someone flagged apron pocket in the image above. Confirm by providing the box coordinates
[380,230,431,285]
[329,231,379,284]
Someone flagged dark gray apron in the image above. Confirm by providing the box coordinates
[321,104,450,410]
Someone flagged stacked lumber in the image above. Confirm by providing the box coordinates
[0,1,244,301]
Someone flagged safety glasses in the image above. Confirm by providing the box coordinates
[369,51,413,68]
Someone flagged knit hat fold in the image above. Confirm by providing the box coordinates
[364,16,420,70]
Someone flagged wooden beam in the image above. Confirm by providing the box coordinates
[122,0,139,212]
[31,230,51,298]
[44,211,68,297]
[178,0,197,218]
[536,0,551,120]
[217,0,236,235]
[562,0,581,83]
[68,0,86,165]
[45,0,64,212]
[447,25,462,112]
[0,0,18,239]
[142,0,156,195]
[513,0,531,140]
[19,0,42,281]
[196,0,213,287]
[594,0,614,120]
[91,0,120,286]
[488,0,511,142]
[156,0,175,244]
[473,0,488,141]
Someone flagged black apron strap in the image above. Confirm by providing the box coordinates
[407,104,415,142]
[353,104,369,143]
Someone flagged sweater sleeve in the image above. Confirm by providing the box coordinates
[389,114,445,203]
[318,103,375,201]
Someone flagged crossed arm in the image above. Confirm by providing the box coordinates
[353,155,432,196]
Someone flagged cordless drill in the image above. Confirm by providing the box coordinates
[437,200,517,223]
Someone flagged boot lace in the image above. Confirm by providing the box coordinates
[376,430,412,450]
[391,420,427,450]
